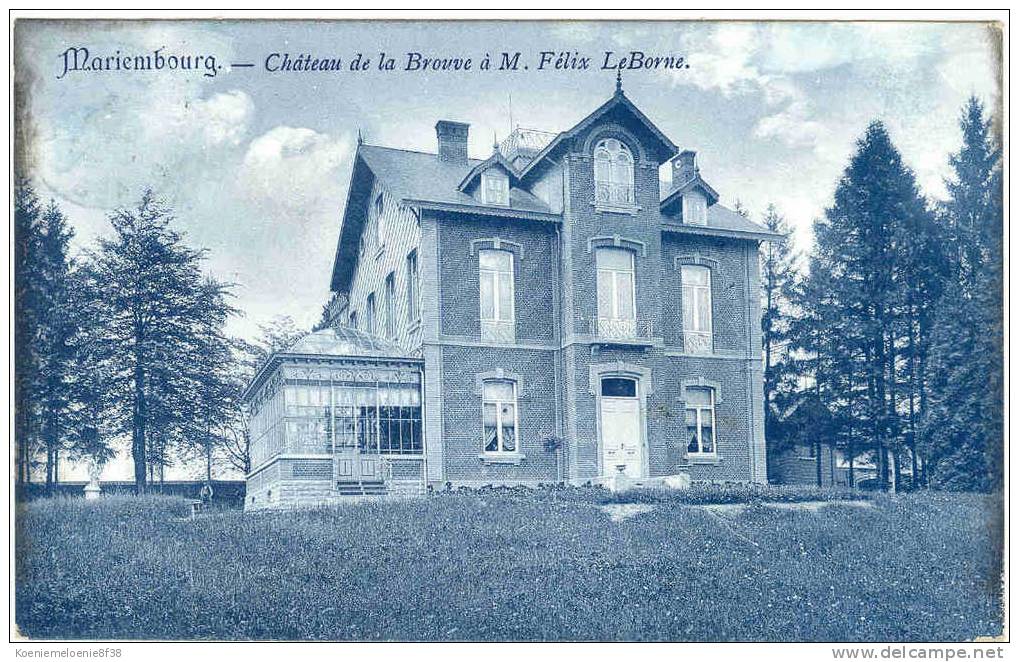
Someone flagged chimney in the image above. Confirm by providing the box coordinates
[435,120,470,163]
[672,150,698,186]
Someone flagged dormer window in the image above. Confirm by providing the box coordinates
[482,171,509,206]
[594,138,634,207]
[683,190,708,226]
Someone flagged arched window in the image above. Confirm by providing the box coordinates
[594,138,635,206]
[601,377,637,398]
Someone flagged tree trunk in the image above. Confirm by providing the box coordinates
[132,359,148,495]
[206,425,213,483]
[45,447,54,494]
[16,405,29,486]
[874,337,890,491]
[887,332,900,492]
[43,409,58,494]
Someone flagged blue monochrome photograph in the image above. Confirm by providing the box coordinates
[10,15,1006,645]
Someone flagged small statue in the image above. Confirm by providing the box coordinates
[84,459,102,500]
[199,482,214,505]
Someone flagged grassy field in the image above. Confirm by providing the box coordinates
[15,489,1003,641]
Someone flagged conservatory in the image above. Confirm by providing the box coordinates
[243,326,425,510]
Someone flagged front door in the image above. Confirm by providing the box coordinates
[335,452,382,482]
[599,377,644,478]
[334,402,383,483]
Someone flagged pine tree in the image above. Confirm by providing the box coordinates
[177,278,239,483]
[34,201,78,490]
[88,189,235,493]
[798,122,932,491]
[945,97,1001,287]
[14,181,43,485]
[920,97,1003,491]
[759,204,801,448]
[892,189,949,487]
[64,263,119,473]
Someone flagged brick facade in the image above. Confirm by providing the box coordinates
[318,88,776,496]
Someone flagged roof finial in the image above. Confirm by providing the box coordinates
[357,128,364,145]
[615,67,623,94]
[493,130,499,152]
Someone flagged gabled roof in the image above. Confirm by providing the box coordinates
[457,152,519,191]
[358,145,550,214]
[662,204,784,242]
[660,173,721,212]
[329,144,556,292]
[518,90,678,181]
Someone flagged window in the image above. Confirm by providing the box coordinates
[596,247,636,338]
[406,250,420,323]
[365,293,377,335]
[349,310,358,330]
[685,387,715,455]
[482,380,518,454]
[683,190,708,226]
[479,249,514,343]
[482,171,509,206]
[384,273,396,339]
[593,138,634,206]
[376,383,423,454]
[681,265,712,353]
[601,377,637,398]
[285,382,422,456]
[373,193,385,245]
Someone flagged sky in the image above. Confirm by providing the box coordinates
[16,19,1001,345]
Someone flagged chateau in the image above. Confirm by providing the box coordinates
[243,81,779,509]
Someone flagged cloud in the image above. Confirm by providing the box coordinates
[238,126,352,225]
[191,90,254,147]
[34,88,254,210]
[677,24,764,95]
[753,80,827,150]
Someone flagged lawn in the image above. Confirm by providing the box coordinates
[14,489,1003,641]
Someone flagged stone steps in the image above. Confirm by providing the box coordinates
[336,480,387,496]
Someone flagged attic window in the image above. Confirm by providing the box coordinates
[683,190,708,226]
[482,171,509,206]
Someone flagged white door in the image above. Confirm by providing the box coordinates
[600,378,644,478]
